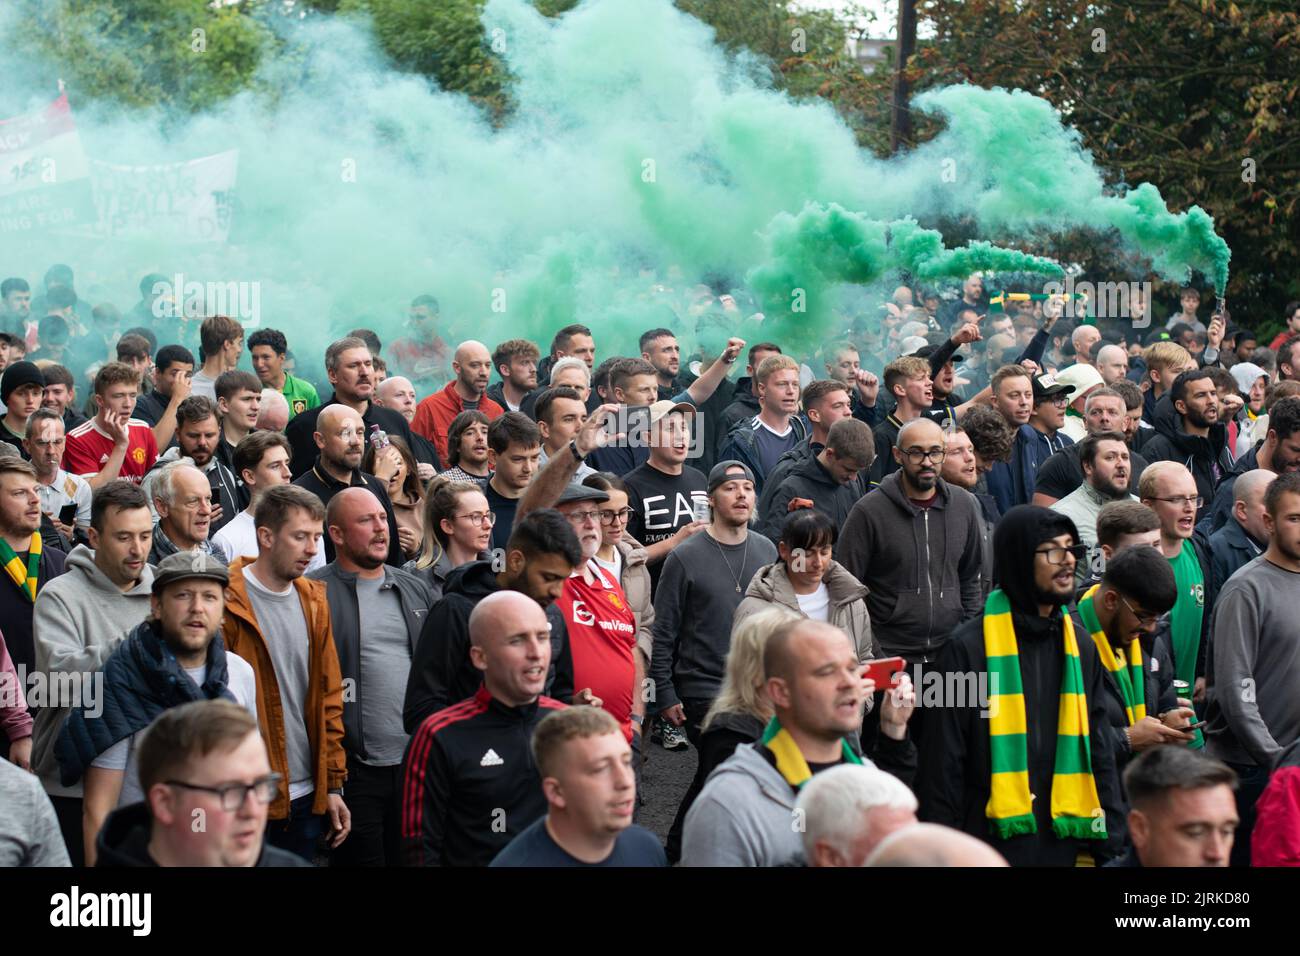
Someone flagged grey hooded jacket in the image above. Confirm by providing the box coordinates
[734,560,877,663]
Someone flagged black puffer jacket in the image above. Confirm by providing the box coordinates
[758,453,866,543]
[1140,394,1233,523]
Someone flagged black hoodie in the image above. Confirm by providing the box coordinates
[916,506,1126,866]
[95,802,309,867]
[1140,393,1233,522]
[401,559,572,733]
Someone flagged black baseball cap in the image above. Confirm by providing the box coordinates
[1031,372,1075,402]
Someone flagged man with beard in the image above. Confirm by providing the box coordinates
[284,337,413,479]
[308,487,433,866]
[402,510,582,731]
[55,552,256,865]
[1201,396,1300,533]
[1050,432,1137,559]
[411,340,505,465]
[1033,387,1150,506]
[1205,472,1300,865]
[917,505,1126,866]
[487,339,540,413]
[401,590,568,866]
[840,418,985,663]
[373,375,440,479]
[1141,369,1232,522]
[437,410,491,482]
[640,328,691,401]
[293,404,403,566]
[1070,545,1193,783]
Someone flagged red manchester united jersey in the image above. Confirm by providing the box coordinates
[63,418,158,484]
[557,562,638,740]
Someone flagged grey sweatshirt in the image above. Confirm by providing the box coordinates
[32,545,156,795]
[681,741,881,867]
[1206,556,1300,767]
[649,530,777,709]
[0,757,70,866]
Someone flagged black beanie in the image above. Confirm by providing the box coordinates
[1,361,46,406]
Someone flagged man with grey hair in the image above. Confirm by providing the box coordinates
[285,336,414,478]
[257,388,290,432]
[411,340,504,465]
[148,461,230,565]
[796,763,918,867]
[521,355,592,420]
[866,822,1008,867]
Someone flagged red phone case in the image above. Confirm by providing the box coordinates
[861,657,906,689]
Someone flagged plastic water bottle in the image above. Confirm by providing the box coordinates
[369,424,390,451]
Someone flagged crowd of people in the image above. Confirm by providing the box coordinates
[1,263,1298,870]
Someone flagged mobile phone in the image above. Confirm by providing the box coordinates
[210,487,222,506]
[861,657,906,690]
[58,503,78,524]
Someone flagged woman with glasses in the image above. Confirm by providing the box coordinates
[582,472,655,688]
[363,435,425,560]
[408,478,494,602]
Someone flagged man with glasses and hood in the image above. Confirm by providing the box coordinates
[917,505,1126,866]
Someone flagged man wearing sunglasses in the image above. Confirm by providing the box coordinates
[52,552,257,865]
[95,699,306,867]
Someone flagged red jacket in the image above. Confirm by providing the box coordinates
[1252,755,1300,867]
[411,381,504,464]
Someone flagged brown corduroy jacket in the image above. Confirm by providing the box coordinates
[222,557,346,819]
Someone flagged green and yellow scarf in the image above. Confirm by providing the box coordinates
[1078,584,1146,726]
[0,531,42,602]
[984,589,1105,841]
[760,716,860,790]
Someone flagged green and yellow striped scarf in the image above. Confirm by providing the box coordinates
[760,716,860,790]
[1078,585,1146,726]
[984,589,1105,841]
[0,532,41,602]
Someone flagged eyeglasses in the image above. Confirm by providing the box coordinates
[1049,396,1070,407]
[165,772,282,811]
[1034,543,1088,565]
[1119,594,1168,628]
[599,507,633,525]
[564,509,602,525]
[1151,495,1203,510]
[901,447,946,464]
[454,511,496,527]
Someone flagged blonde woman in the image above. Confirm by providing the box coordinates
[407,478,493,602]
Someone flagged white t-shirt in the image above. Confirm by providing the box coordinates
[213,509,325,572]
[38,469,93,530]
[592,550,623,583]
[794,582,831,622]
[90,655,258,807]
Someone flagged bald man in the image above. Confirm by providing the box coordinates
[284,335,414,478]
[681,619,915,866]
[400,590,567,866]
[839,417,986,662]
[308,487,434,866]
[411,339,505,464]
[1073,324,1102,367]
[1096,344,1129,386]
[292,404,403,566]
[374,375,441,479]
[257,388,290,432]
[866,822,1009,867]
[1207,467,1273,604]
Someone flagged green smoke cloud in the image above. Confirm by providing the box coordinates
[0,0,1230,380]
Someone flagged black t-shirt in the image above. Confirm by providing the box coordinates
[490,818,667,867]
[484,478,521,551]
[624,461,707,588]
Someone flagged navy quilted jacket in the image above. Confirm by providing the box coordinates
[56,620,236,786]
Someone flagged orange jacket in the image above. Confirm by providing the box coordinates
[221,557,347,819]
[410,381,504,464]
